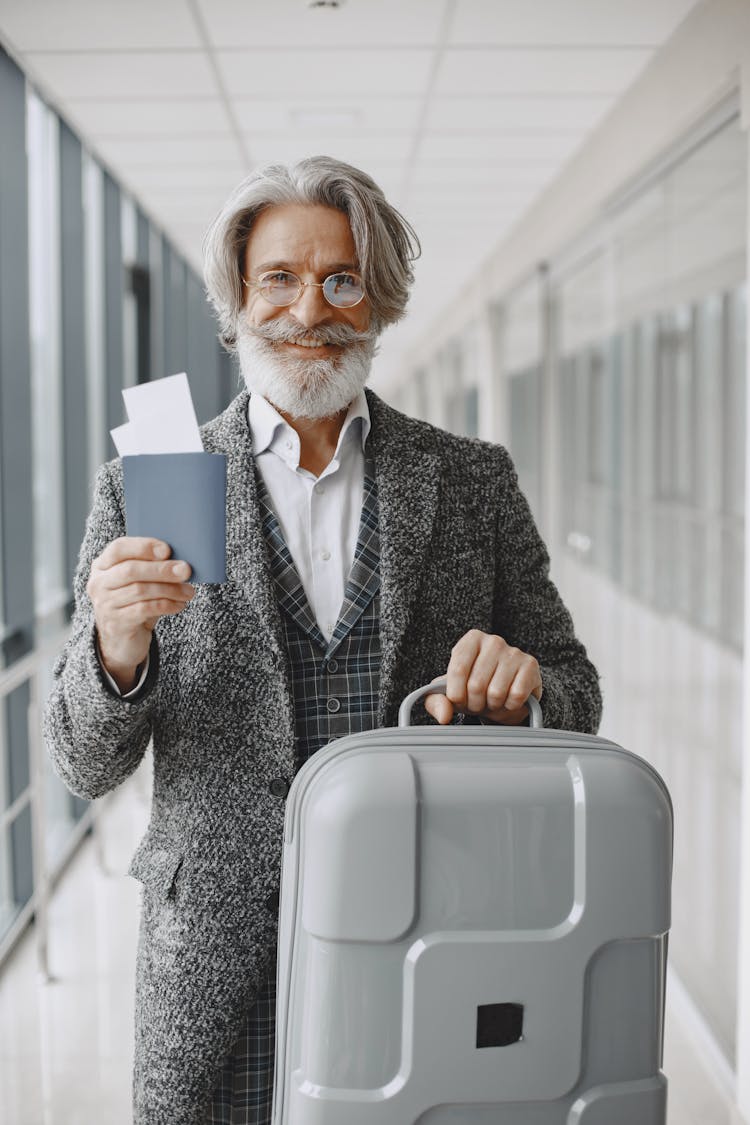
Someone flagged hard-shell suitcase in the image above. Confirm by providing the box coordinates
[273,681,673,1125]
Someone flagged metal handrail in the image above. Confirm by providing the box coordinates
[0,623,97,978]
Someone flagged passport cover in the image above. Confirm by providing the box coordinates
[122,453,227,584]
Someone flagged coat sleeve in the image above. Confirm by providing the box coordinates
[492,447,602,734]
[42,460,158,799]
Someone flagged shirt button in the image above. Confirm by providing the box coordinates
[314,483,325,494]
[269,777,290,798]
[321,550,331,561]
[326,658,339,673]
[285,440,293,450]
[326,698,341,713]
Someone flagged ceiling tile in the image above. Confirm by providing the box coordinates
[62,98,232,137]
[233,97,424,134]
[435,47,654,96]
[408,161,562,186]
[126,164,246,189]
[0,0,200,51]
[417,132,583,163]
[94,135,242,167]
[217,48,433,97]
[135,188,229,216]
[197,0,448,48]
[244,135,413,167]
[22,50,218,99]
[449,0,700,47]
[422,95,615,132]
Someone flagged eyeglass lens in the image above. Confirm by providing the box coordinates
[258,271,364,308]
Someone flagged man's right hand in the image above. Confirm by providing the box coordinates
[87,537,195,693]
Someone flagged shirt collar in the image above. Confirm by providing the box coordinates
[248,391,371,469]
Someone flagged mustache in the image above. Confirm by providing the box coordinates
[243,317,378,348]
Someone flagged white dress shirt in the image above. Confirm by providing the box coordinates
[101,391,370,696]
[249,390,370,641]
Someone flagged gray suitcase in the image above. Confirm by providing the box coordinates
[273,681,672,1124]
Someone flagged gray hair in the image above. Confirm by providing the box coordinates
[202,155,420,352]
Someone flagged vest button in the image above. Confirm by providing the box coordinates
[269,777,290,798]
[265,890,280,912]
[326,658,338,673]
[326,697,341,713]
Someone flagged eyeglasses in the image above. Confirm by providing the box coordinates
[242,269,365,309]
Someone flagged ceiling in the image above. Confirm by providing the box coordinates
[0,0,701,386]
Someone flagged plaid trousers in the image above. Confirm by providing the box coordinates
[205,464,381,1122]
[205,960,277,1125]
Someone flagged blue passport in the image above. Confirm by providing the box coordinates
[122,453,227,584]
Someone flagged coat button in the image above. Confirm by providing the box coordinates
[326,658,338,673]
[326,698,341,713]
[269,778,290,798]
[265,890,280,912]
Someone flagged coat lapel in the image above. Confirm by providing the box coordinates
[328,462,380,651]
[255,473,328,649]
[200,392,288,663]
[365,390,440,723]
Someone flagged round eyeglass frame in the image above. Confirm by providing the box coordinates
[242,269,366,309]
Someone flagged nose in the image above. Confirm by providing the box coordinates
[288,283,332,329]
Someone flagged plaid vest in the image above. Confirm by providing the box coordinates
[257,460,381,771]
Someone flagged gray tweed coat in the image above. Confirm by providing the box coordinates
[43,389,601,1124]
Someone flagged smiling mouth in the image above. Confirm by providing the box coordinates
[281,339,341,350]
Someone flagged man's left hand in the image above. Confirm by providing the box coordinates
[424,630,542,726]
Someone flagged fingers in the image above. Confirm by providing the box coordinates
[445,629,542,719]
[89,538,192,597]
[95,537,172,571]
[107,581,196,610]
[87,536,195,667]
[95,557,192,592]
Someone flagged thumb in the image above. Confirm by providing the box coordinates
[424,692,454,725]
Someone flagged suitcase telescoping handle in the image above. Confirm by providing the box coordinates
[398,678,543,729]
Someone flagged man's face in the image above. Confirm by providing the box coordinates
[244,202,371,346]
[238,203,378,420]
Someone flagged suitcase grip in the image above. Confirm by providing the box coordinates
[398,679,543,729]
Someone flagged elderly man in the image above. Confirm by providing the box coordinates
[44,156,601,1125]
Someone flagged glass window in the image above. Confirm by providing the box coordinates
[0,819,17,937]
[724,284,746,521]
[0,454,5,647]
[27,91,67,634]
[464,386,479,439]
[149,226,164,381]
[721,283,746,651]
[504,277,543,520]
[441,341,465,436]
[83,151,106,480]
[412,366,428,421]
[509,366,541,518]
[693,293,725,635]
[121,192,138,390]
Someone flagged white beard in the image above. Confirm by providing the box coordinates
[237,320,378,420]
